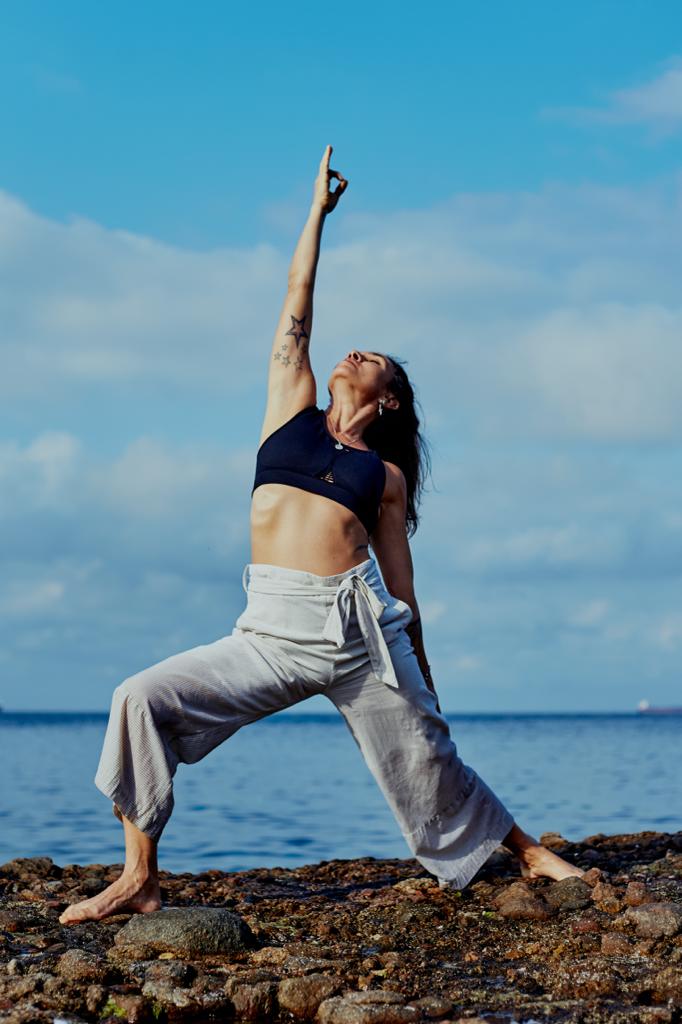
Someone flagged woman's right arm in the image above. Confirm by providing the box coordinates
[260,147,347,444]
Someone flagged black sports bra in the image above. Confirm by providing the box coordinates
[251,404,386,536]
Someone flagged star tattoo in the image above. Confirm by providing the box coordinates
[285,314,309,348]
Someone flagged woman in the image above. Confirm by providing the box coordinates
[60,146,583,925]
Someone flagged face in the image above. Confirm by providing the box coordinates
[329,349,396,407]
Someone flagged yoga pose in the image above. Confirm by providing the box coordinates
[60,145,583,925]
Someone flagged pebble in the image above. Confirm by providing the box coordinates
[544,875,593,911]
[225,976,278,1020]
[493,881,554,921]
[650,964,682,1003]
[406,996,453,1019]
[600,931,632,954]
[56,947,112,984]
[317,992,418,1024]
[617,901,682,938]
[625,880,655,906]
[143,958,196,986]
[590,880,625,913]
[277,972,344,1018]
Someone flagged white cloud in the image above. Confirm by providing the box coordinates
[567,600,610,628]
[418,599,447,626]
[0,579,65,617]
[2,174,682,441]
[500,304,682,441]
[455,524,624,576]
[453,654,482,672]
[653,612,682,651]
[596,59,682,131]
[543,57,682,137]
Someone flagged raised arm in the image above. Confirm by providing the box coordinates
[259,145,348,447]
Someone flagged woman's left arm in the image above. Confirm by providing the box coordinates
[371,463,441,713]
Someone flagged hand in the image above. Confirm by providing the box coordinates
[405,618,441,712]
[312,144,348,214]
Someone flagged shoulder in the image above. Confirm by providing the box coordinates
[379,460,407,508]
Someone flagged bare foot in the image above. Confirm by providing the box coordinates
[519,843,585,882]
[58,870,161,924]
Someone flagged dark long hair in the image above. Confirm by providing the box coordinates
[363,355,435,538]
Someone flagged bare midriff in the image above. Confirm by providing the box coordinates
[249,482,383,575]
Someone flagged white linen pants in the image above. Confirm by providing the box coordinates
[94,556,515,889]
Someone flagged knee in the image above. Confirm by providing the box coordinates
[114,668,163,714]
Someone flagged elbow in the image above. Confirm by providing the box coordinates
[288,274,313,293]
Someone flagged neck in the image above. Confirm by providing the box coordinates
[325,400,373,442]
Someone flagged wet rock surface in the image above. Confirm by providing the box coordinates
[114,906,255,958]
[0,829,680,1023]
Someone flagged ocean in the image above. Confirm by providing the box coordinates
[1,711,680,874]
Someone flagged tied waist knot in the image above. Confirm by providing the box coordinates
[322,573,400,689]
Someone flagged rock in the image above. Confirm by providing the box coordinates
[539,831,570,849]
[100,991,150,1023]
[493,881,554,921]
[392,878,437,893]
[551,956,624,998]
[3,834,682,1024]
[571,912,603,934]
[142,978,201,1012]
[0,908,43,932]
[0,856,59,879]
[601,932,632,954]
[317,992,418,1024]
[278,973,344,1018]
[491,880,524,906]
[580,867,604,887]
[225,977,278,1020]
[85,983,108,1015]
[113,906,255,957]
[343,992,406,1005]
[618,902,682,938]
[405,996,453,1018]
[56,948,111,985]
[591,880,624,913]
[144,959,196,986]
[650,965,682,1003]
[284,955,348,975]
[544,875,593,911]
[251,945,290,967]
[625,880,655,906]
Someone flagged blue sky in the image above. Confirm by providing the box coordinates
[1,0,681,711]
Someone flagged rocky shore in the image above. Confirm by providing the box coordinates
[1,830,681,1024]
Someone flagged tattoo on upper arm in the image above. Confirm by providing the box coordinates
[285,314,309,347]
[274,314,310,372]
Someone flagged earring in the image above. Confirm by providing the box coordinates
[378,399,385,416]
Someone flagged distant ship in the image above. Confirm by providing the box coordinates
[637,699,682,715]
